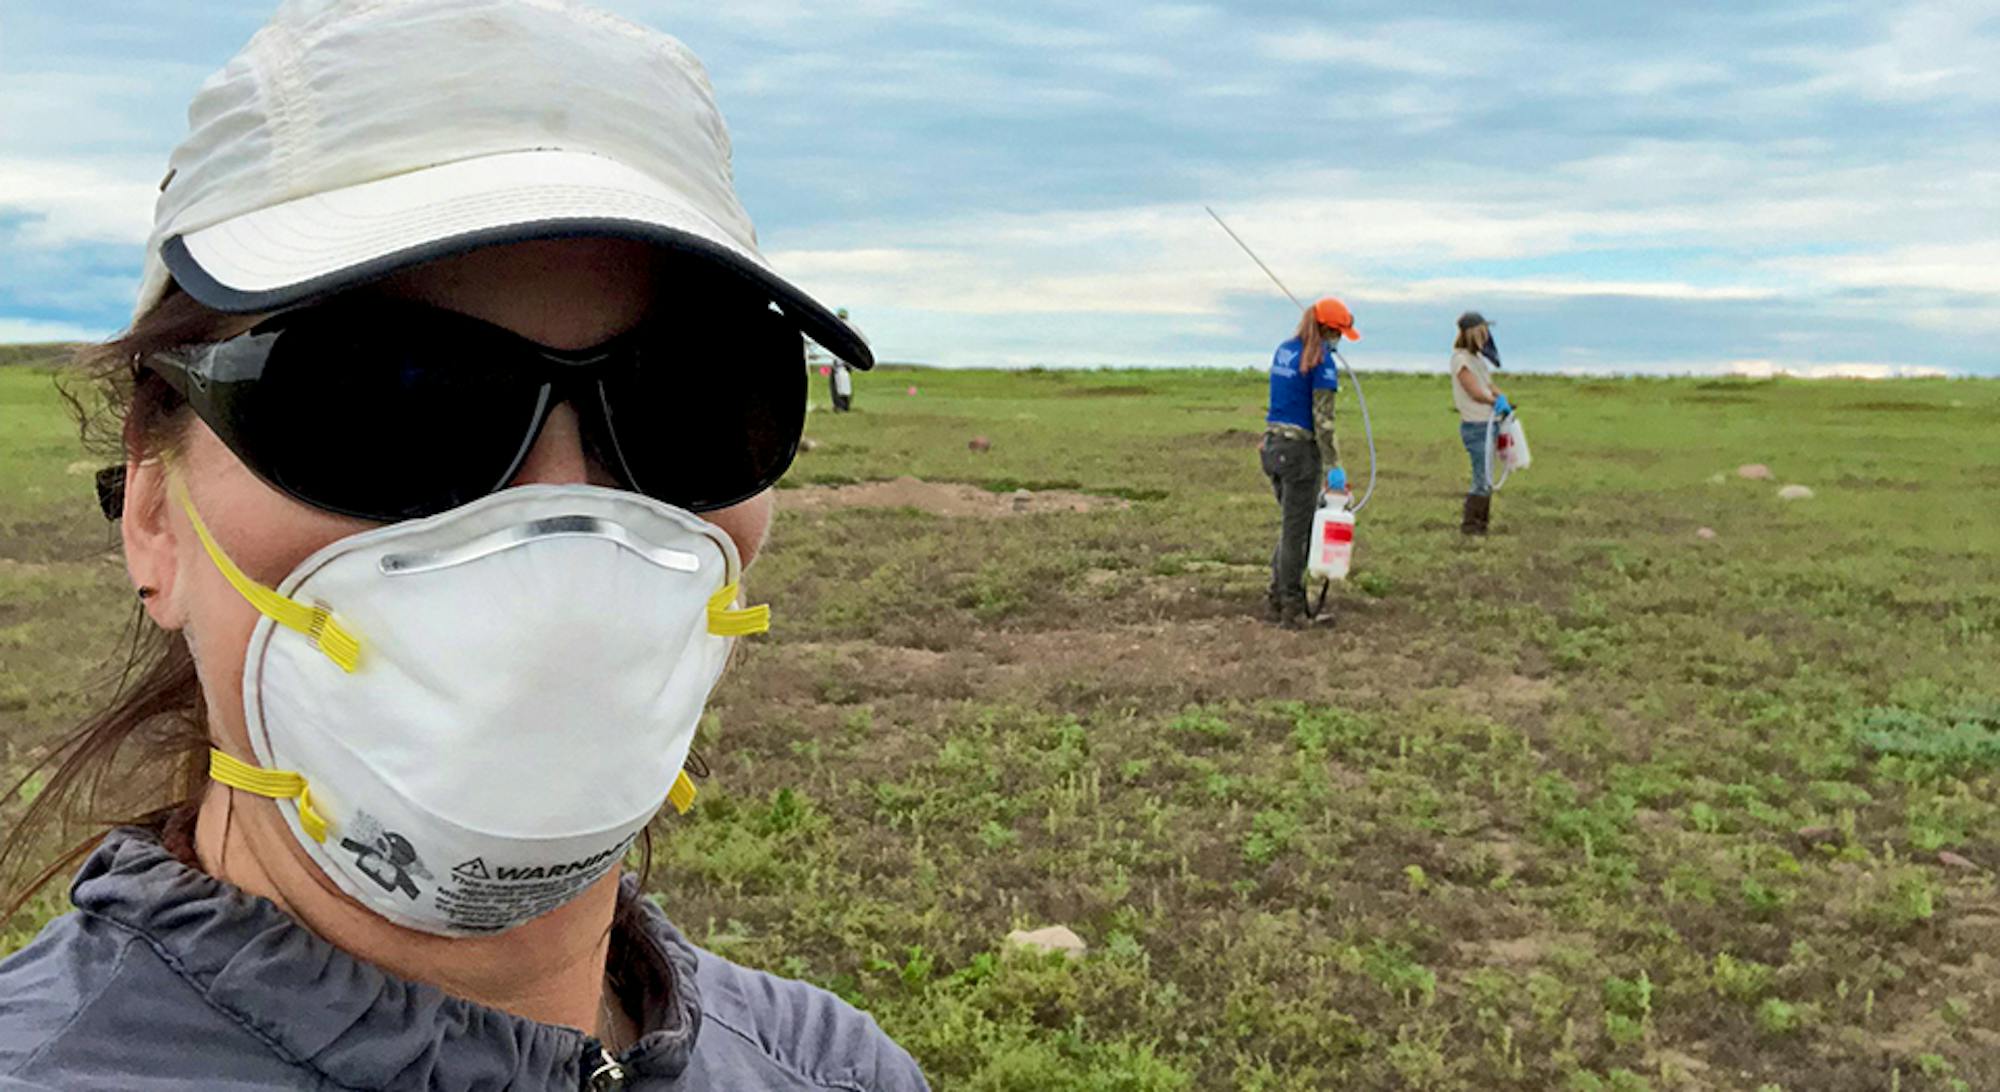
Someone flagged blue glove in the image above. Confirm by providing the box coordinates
[1494,394,1514,417]
[1325,467,1347,492]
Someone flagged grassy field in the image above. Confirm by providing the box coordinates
[4,353,1999,1089]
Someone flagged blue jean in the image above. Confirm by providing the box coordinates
[1460,421,1493,497]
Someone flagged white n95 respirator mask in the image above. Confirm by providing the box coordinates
[179,482,768,936]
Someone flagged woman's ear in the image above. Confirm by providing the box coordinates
[122,457,186,629]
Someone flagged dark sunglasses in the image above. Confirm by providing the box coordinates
[145,294,807,522]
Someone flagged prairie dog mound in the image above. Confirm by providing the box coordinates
[783,476,1128,517]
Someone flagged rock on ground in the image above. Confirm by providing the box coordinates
[1777,484,1815,500]
[968,436,991,452]
[1696,527,1718,541]
[1738,464,1774,480]
[1007,925,1087,960]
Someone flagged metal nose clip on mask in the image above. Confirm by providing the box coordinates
[179,480,768,936]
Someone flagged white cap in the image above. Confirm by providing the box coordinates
[138,0,871,368]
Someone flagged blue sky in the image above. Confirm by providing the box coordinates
[2,1,1995,375]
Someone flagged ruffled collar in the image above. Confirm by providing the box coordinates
[71,826,701,1090]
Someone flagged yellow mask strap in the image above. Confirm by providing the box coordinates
[167,474,362,673]
[707,584,770,637]
[684,582,766,811]
[668,771,698,815]
[210,749,330,842]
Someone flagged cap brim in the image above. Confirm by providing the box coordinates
[1342,328,1361,341]
[161,150,873,369]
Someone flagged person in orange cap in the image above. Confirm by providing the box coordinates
[1260,297,1357,628]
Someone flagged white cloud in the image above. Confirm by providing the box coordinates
[924,10,1117,52]
[0,73,175,151]
[627,0,931,35]
[1251,22,1505,77]
[1372,277,1779,304]
[1725,359,1954,380]
[1767,242,2000,296]
[1765,0,1999,104]
[0,157,157,247]
[775,248,946,275]
[1603,60,1735,96]
[768,176,1855,329]
[1253,31,1450,76]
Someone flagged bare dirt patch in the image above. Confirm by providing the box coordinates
[1057,384,1154,398]
[1453,673,1559,714]
[1852,400,1948,413]
[1454,930,1587,968]
[782,476,1130,518]
[1209,428,1265,448]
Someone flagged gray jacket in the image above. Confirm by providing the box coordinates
[0,828,927,1091]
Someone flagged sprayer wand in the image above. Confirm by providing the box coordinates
[1206,207,1304,311]
[1205,206,1379,514]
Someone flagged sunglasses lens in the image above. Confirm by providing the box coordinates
[227,312,548,520]
[599,306,805,511]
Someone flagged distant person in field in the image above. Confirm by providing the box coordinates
[1260,297,1356,629]
[1450,310,1510,536]
[806,335,838,408]
[823,307,864,412]
[829,362,853,411]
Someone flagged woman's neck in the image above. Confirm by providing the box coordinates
[192,787,622,1035]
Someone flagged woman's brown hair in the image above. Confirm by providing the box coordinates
[1294,307,1331,374]
[0,290,230,925]
[1454,322,1489,353]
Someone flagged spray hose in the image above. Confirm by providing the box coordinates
[1331,349,1377,514]
[1484,412,1516,492]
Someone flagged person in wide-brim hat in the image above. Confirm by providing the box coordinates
[0,3,924,1088]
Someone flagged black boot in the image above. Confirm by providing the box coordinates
[1461,494,1491,536]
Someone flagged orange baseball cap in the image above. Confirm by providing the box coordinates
[1313,297,1361,340]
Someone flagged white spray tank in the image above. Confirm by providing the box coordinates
[1308,500,1355,581]
[1487,411,1532,491]
[1496,415,1531,472]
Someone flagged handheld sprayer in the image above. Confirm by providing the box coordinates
[1484,413,1531,491]
[1205,206,1379,516]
